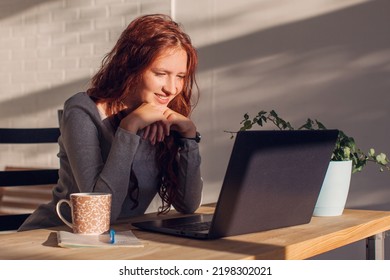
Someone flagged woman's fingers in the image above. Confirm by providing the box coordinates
[143,125,151,140]
[156,123,165,143]
[148,123,157,145]
[143,122,169,145]
[159,119,171,137]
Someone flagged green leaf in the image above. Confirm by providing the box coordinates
[376,153,388,165]
[343,147,351,158]
[315,120,327,130]
[270,110,278,118]
[242,120,252,130]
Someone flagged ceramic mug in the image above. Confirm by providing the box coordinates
[56,193,112,235]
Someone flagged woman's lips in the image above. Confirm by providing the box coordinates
[155,93,169,105]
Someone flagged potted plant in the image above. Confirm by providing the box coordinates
[228,110,390,216]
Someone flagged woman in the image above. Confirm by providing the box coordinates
[19,14,203,230]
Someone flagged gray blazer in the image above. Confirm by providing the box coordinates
[19,92,203,231]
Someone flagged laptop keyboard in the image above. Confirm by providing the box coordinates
[166,221,211,232]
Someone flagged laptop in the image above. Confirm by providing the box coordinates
[132,129,339,239]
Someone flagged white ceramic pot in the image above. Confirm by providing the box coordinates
[313,160,352,217]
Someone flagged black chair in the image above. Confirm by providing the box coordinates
[0,128,60,231]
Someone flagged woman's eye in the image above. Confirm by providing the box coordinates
[155,72,165,76]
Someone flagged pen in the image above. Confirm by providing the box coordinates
[109,229,116,244]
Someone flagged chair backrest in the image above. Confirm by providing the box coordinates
[0,128,60,231]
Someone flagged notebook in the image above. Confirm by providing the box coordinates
[132,129,339,239]
[57,230,144,248]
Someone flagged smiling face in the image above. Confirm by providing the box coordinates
[125,47,188,109]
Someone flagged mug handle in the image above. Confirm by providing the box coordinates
[56,199,73,229]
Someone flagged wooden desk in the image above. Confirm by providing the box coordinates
[1,206,389,260]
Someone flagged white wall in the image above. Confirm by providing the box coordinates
[0,0,171,168]
[1,0,389,259]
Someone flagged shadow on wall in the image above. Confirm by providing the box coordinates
[0,0,52,19]
[0,78,90,123]
[197,0,389,124]
[199,0,390,71]
[195,0,390,184]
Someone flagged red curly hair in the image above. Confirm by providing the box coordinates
[87,14,199,214]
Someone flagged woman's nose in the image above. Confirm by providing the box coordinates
[162,77,177,96]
